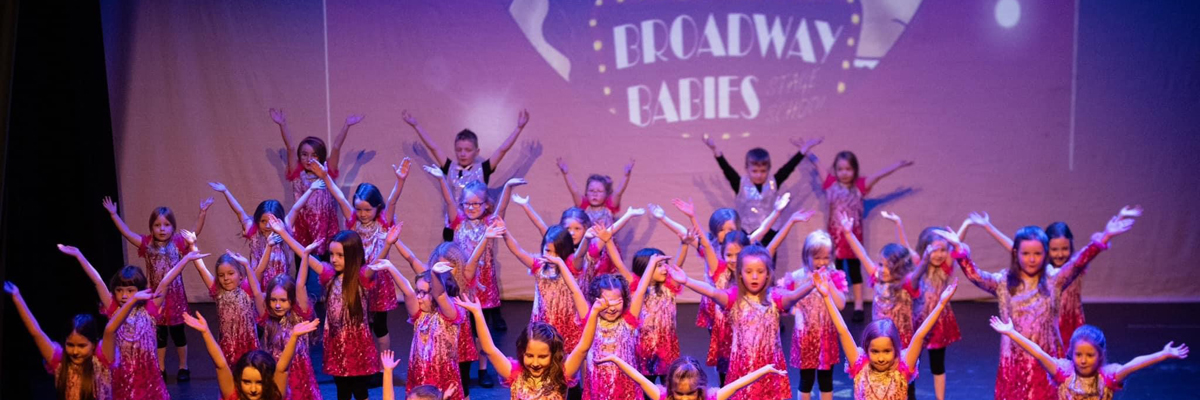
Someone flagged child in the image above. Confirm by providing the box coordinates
[311,158,408,353]
[990,318,1188,399]
[950,207,1138,400]
[669,245,814,400]
[574,273,649,400]
[381,350,458,400]
[701,135,821,244]
[272,108,363,257]
[60,244,204,399]
[182,230,263,367]
[455,293,603,400]
[208,182,294,289]
[814,272,958,400]
[811,151,913,322]
[625,249,684,383]
[501,223,592,364]
[962,206,1143,347]
[554,157,635,228]
[403,109,529,204]
[5,281,142,400]
[269,216,382,400]
[374,259,467,400]
[838,213,916,348]
[182,311,317,400]
[101,197,208,380]
[781,231,848,400]
[601,355,787,400]
[260,240,324,400]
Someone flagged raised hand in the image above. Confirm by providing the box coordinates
[505,177,528,187]
[940,278,959,302]
[380,350,400,370]
[431,261,454,274]
[207,182,228,192]
[967,211,990,226]
[199,197,214,211]
[671,198,695,218]
[701,134,717,150]
[265,214,287,233]
[774,192,792,211]
[182,311,211,333]
[182,251,210,262]
[989,316,1015,334]
[101,196,118,214]
[269,108,287,125]
[308,179,326,191]
[647,254,669,272]
[591,225,614,243]
[516,109,530,129]
[511,194,529,206]
[625,207,646,217]
[267,233,283,246]
[385,224,403,244]
[394,158,412,180]
[762,364,788,376]
[57,244,83,257]
[485,221,507,239]
[225,250,249,266]
[837,212,854,231]
[647,203,665,219]
[401,110,418,127]
[180,229,198,246]
[682,228,700,245]
[624,159,635,175]
[303,239,323,255]
[555,157,569,174]
[308,160,330,179]
[132,289,161,301]
[933,229,963,249]
[292,319,320,336]
[1118,205,1144,220]
[665,264,688,284]
[4,281,18,296]
[880,211,901,223]
[790,208,816,223]
[812,273,830,297]
[1163,342,1189,359]
[367,259,396,272]
[454,294,483,314]
[792,136,825,154]
[1104,216,1136,237]
[344,114,365,126]
[423,164,445,179]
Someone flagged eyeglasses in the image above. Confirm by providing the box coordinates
[461,201,485,208]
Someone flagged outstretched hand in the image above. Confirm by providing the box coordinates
[4,281,18,297]
[57,244,83,258]
[423,164,445,179]
[400,110,418,127]
[269,108,286,125]
[303,239,323,255]
[485,221,507,239]
[265,214,287,234]
[790,208,816,223]
[182,311,211,333]
[671,198,695,218]
[292,319,320,337]
[207,182,228,192]
[199,197,214,211]
[394,158,412,180]
[647,203,665,219]
[880,211,902,223]
[555,157,569,174]
[701,134,717,150]
[505,177,528,187]
[381,350,400,370]
[625,207,646,217]
[132,289,162,301]
[431,261,454,274]
[101,196,118,214]
[516,109,530,129]
[624,159,635,176]
[792,136,824,154]
[181,229,198,246]
[454,294,483,314]
[774,192,792,211]
[344,114,365,126]
[837,212,854,231]
[940,278,958,303]
[989,316,1014,334]
[665,264,688,284]
[1118,205,1144,220]
[385,223,403,244]
[1163,342,1189,359]
[967,211,990,227]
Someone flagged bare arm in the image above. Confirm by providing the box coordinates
[670,265,732,308]
[817,278,859,362]
[493,178,528,219]
[500,225,538,268]
[274,320,319,393]
[610,159,635,209]
[628,255,665,318]
[717,364,788,400]
[4,283,58,362]
[489,109,529,168]
[905,280,956,367]
[647,203,689,239]
[843,226,879,278]
[456,297,514,378]
[295,245,313,312]
[182,312,236,398]
[101,290,148,362]
[326,114,364,175]
[990,316,1059,375]
[58,245,112,308]
[961,212,1013,250]
[393,238,428,274]
[600,355,659,399]
[880,212,914,253]
[286,180,322,227]
[271,108,298,174]
[767,208,815,256]
[565,302,604,376]
[597,227,634,283]
[267,214,323,271]
[1113,342,1189,383]
[386,263,421,317]
[609,207,645,234]
[154,252,205,307]
[864,159,913,191]
[209,182,254,232]
[101,196,142,245]
[316,162,354,220]
[556,157,582,205]
[385,159,411,223]
[511,195,549,235]
[425,165,458,218]
[402,111,447,164]
[193,199,212,236]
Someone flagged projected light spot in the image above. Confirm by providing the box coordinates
[995,0,1020,28]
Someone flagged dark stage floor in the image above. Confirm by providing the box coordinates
[156,301,1199,400]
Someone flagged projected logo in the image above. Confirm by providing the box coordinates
[510,0,923,128]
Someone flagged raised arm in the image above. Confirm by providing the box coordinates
[767,208,815,256]
[510,194,549,235]
[1053,207,1139,289]
[271,108,298,174]
[385,159,411,223]
[499,220,538,268]
[286,179,323,227]
[236,249,266,314]
[989,316,1059,375]
[209,182,254,232]
[595,226,634,283]
[1113,342,1189,383]
[381,261,420,317]
[182,312,236,398]
[194,197,213,236]
[326,114,364,175]
[879,211,914,254]
[751,193,792,243]
[717,364,788,400]
[294,240,321,312]
[667,264,731,308]
[565,300,605,376]
[556,157,582,204]
[961,212,1013,250]
[549,256,590,320]
[628,255,667,318]
[275,319,320,392]
[489,109,529,167]
[314,161,353,220]
[464,222,505,282]
[4,282,58,362]
[101,196,142,245]
[180,230,215,289]
[904,280,957,367]
[864,159,913,191]
[455,295,514,379]
[57,245,111,308]
[402,110,447,164]
[610,159,635,208]
[102,289,155,362]
[392,236,428,274]
[424,262,460,322]
[424,164,458,217]
[609,207,645,234]
[647,203,689,240]
[938,230,1001,295]
[154,251,207,307]
[599,355,660,399]
[839,213,879,278]
[493,178,528,219]
[815,275,859,362]
[266,214,322,270]
[778,270,834,311]
[380,350,401,400]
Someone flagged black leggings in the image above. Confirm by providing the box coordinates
[839,258,864,285]
[370,311,389,337]
[568,386,582,400]
[799,369,833,393]
[458,362,473,397]
[156,324,187,348]
[929,347,947,375]
[333,375,371,400]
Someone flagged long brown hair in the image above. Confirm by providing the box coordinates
[1008,226,1050,297]
[331,230,366,323]
[516,322,567,395]
[261,274,300,353]
[57,314,100,400]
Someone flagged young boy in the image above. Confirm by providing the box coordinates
[702,135,822,244]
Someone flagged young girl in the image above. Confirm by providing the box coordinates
[781,231,848,400]
[878,213,962,400]
[455,293,602,400]
[269,215,381,400]
[625,249,684,383]
[6,280,142,400]
[312,158,407,352]
[183,310,317,400]
[500,224,591,368]
[381,351,458,400]
[182,230,263,367]
[962,206,1143,348]
[951,207,1138,400]
[101,197,206,380]
[554,157,635,228]
[838,213,916,348]
[208,181,293,289]
[60,244,204,399]
[814,272,957,400]
[601,355,787,400]
[668,245,813,400]
[273,108,363,257]
[260,240,324,400]
[376,261,467,400]
[572,273,651,400]
[813,151,913,322]
[990,318,1188,400]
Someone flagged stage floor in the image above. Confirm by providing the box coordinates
[163,301,1200,400]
